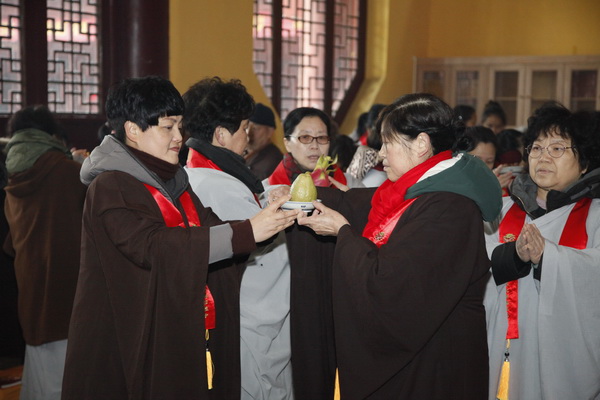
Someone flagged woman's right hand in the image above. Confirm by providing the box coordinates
[250,194,302,242]
[297,201,349,236]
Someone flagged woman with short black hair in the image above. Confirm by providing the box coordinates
[61,76,299,400]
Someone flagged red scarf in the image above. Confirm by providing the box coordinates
[187,148,222,171]
[362,150,453,247]
[499,197,592,339]
[143,184,216,330]
[268,153,347,186]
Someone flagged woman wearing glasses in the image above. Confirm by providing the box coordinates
[484,102,600,399]
[265,107,362,398]
[267,107,362,188]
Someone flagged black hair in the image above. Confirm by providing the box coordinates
[105,76,184,142]
[453,104,476,124]
[97,121,112,142]
[525,102,600,173]
[283,107,332,138]
[7,105,60,137]
[329,134,357,172]
[453,126,497,153]
[496,128,523,153]
[366,104,386,131]
[482,100,507,126]
[183,77,255,142]
[377,93,462,154]
[355,112,368,137]
[497,129,522,150]
[366,104,386,150]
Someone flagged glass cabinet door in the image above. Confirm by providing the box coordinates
[530,70,558,112]
[492,70,519,126]
[455,70,479,108]
[569,69,598,111]
[421,70,446,100]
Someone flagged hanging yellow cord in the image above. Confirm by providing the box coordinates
[496,339,510,400]
[206,329,214,390]
[334,368,340,400]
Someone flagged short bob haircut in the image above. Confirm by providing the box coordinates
[183,77,255,142]
[524,101,600,174]
[453,126,498,153]
[376,93,463,155]
[283,107,332,139]
[7,105,60,137]
[105,76,184,142]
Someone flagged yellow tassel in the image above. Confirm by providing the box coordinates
[496,340,510,400]
[334,368,340,400]
[206,330,214,390]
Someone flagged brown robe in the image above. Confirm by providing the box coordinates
[284,188,374,399]
[245,143,282,181]
[62,171,255,400]
[324,188,490,399]
[3,151,86,346]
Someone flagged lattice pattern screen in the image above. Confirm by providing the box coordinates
[331,0,359,115]
[253,0,361,120]
[47,0,99,114]
[253,0,273,100]
[280,0,327,117]
[0,0,22,115]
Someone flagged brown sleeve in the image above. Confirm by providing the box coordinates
[230,220,257,256]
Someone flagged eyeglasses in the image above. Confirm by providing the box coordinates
[287,135,330,145]
[526,144,575,159]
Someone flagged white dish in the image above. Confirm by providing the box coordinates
[281,200,321,211]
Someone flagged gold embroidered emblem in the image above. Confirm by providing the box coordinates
[374,232,385,241]
[503,233,516,242]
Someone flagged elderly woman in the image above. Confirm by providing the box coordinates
[61,76,299,399]
[267,107,362,188]
[484,103,600,400]
[183,77,294,400]
[296,93,502,398]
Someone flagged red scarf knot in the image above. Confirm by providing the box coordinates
[362,150,453,247]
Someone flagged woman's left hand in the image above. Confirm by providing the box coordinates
[297,201,349,236]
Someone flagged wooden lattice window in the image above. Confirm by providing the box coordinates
[0,0,23,115]
[0,1,169,149]
[47,0,100,114]
[253,0,366,124]
[0,0,100,116]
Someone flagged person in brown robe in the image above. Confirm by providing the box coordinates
[295,93,502,399]
[3,106,87,400]
[61,76,300,400]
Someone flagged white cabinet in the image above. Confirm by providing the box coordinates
[414,55,600,128]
